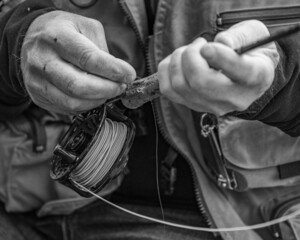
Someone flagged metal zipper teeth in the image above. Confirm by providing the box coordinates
[152,101,216,231]
[118,0,216,232]
[216,5,300,25]
[217,14,300,27]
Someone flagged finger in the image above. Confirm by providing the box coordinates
[76,18,109,52]
[27,79,106,114]
[214,20,270,49]
[41,58,127,100]
[200,42,256,82]
[213,20,279,69]
[48,29,136,83]
[168,46,190,96]
[158,56,183,104]
[181,37,221,83]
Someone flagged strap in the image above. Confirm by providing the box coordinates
[160,147,178,195]
[278,161,300,179]
[24,112,47,153]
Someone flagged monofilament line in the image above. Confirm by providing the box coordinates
[73,181,300,233]
[151,101,166,231]
[71,118,127,188]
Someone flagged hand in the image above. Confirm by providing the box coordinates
[21,11,136,115]
[158,20,279,116]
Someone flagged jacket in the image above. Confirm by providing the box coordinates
[1,0,300,240]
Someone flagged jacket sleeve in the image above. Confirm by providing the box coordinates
[233,33,300,137]
[0,0,56,120]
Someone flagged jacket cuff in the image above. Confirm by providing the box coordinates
[10,1,57,94]
[0,0,56,119]
[230,34,300,136]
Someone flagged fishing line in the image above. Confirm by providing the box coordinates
[73,180,300,233]
[52,105,300,233]
[152,102,166,230]
[70,118,128,189]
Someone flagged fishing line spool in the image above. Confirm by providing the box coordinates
[51,104,135,197]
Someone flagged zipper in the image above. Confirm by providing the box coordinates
[118,0,216,233]
[217,5,300,30]
[270,196,300,239]
[152,101,216,231]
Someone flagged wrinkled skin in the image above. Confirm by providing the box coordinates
[22,12,278,116]
[158,20,279,116]
[21,10,136,115]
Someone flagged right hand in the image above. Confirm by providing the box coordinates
[21,11,136,115]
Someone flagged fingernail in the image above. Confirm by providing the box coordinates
[201,44,215,59]
[121,83,128,92]
[125,74,136,83]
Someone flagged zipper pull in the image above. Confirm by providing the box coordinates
[200,113,238,190]
[160,147,178,196]
[216,16,223,27]
[200,113,218,138]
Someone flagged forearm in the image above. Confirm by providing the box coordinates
[234,33,300,137]
[0,0,56,120]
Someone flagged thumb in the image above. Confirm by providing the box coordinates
[214,20,270,49]
[212,19,279,69]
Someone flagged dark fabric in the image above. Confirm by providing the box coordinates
[0,0,55,120]
[112,103,199,210]
[0,200,216,240]
[232,35,300,137]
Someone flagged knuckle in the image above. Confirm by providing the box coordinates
[66,98,83,112]
[171,79,183,92]
[65,77,86,97]
[192,76,210,93]
[78,49,95,70]
[247,20,268,32]
[108,61,124,80]
[169,59,178,76]
[182,46,197,69]
[158,81,169,96]
[235,101,250,112]
[234,32,247,48]
[89,18,104,31]
[25,80,37,94]
[173,46,185,58]
[158,58,169,70]
[40,25,60,43]
[214,32,234,47]
[183,45,194,59]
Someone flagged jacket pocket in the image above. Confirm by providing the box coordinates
[260,193,300,240]
[216,5,300,32]
[198,5,300,192]
[199,115,300,192]
[219,117,300,190]
[0,106,75,212]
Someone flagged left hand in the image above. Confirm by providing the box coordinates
[157,20,279,116]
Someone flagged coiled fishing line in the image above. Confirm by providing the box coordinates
[70,118,128,189]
